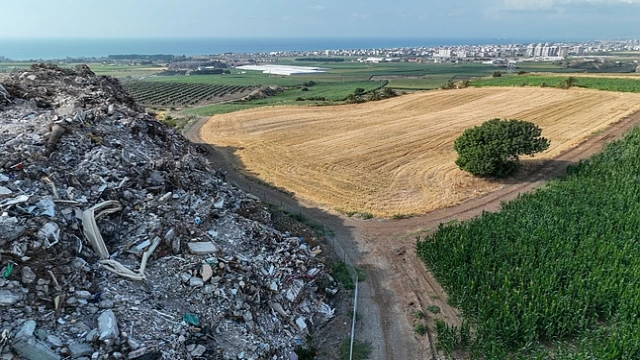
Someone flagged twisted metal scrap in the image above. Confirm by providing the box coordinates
[0,84,11,103]
[82,201,121,259]
[82,201,160,280]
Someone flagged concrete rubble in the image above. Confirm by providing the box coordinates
[0,64,339,359]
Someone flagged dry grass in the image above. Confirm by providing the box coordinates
[200,87,640,217]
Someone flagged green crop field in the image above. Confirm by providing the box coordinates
[149,62,525,87]
[185,80,386,116]
[148,72,309,87]
[115,60,580,115]
[473,75,640,93]
[123,81,254,107]
[385,76,453,90]
[417,127,640,359]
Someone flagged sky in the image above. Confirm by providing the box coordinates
[1,0,639,40]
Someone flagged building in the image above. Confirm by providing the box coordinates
[526,44,536,57]
[558,46,569,58]
[534,44,544,57]
[364,57,385,63]
[437,49,452,58]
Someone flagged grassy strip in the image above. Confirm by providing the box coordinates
[339,338,372,360]
[185,81,386,117]
[472,75,640,92]
[330,262,366,290]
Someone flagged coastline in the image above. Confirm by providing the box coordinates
[0,37,576,60]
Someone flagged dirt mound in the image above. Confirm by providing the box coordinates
[0,65,337,360]
[239,86,283,102]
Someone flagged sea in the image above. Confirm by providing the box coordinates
[0,37,570,61]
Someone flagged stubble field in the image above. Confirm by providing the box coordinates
[201,87,640,217]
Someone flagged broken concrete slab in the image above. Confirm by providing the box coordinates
[200,264,213,282]
[46,335,63,348]
[22,266,37,284]
[16,320,37,339]
[68,342,94,358]
[0,289,22,306]
[97,310,119,341]
[0,216,25,245]
[187,242,218,254]
[11,336,61,360]
[189,277,204,287]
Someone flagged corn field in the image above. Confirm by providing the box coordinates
[417,127,640,359]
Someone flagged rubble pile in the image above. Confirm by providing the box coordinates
[0,64,337,360]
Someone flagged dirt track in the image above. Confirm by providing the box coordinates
[185,109,640,360]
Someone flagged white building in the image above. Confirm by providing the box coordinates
[558,46,569,58]
[437,49,452,58]
[526,44,536,57]
[364,57,385,63]
[534,44,544,57]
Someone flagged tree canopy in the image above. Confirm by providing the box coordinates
[454,119,550,177]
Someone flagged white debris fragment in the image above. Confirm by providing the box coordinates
[37,222,60,247]
[295,317,307,332]
[36,198,56,217]
[187,242,218,254]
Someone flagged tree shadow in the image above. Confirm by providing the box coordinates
[491,158,576,185]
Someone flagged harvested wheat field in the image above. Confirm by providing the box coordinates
[201,87,640,217]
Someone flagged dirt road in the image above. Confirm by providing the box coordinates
[185,110,640,360]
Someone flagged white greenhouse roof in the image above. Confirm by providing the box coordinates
[236,65,328,76]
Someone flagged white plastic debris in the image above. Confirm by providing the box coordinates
[295,317,307,332]
[317,302,335,319]
[36,198,56,217]
[214,198,225,209]
[37,222,61,248]
[0,194,29,208]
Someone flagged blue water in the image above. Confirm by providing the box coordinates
[0,37,571,61]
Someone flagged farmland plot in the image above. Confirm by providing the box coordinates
[123,81,254,107]
[201,87,640,217]
[418,126,640,359]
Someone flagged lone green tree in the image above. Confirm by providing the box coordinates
[454,119,550,177]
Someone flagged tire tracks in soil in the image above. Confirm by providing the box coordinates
[185,110,640,360]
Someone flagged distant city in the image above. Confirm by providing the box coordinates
[1,39,638,68]
[260,39,640,64]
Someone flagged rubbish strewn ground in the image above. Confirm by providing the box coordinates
[0,64,345,360]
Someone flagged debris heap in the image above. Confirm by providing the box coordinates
[0,64,336,360]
